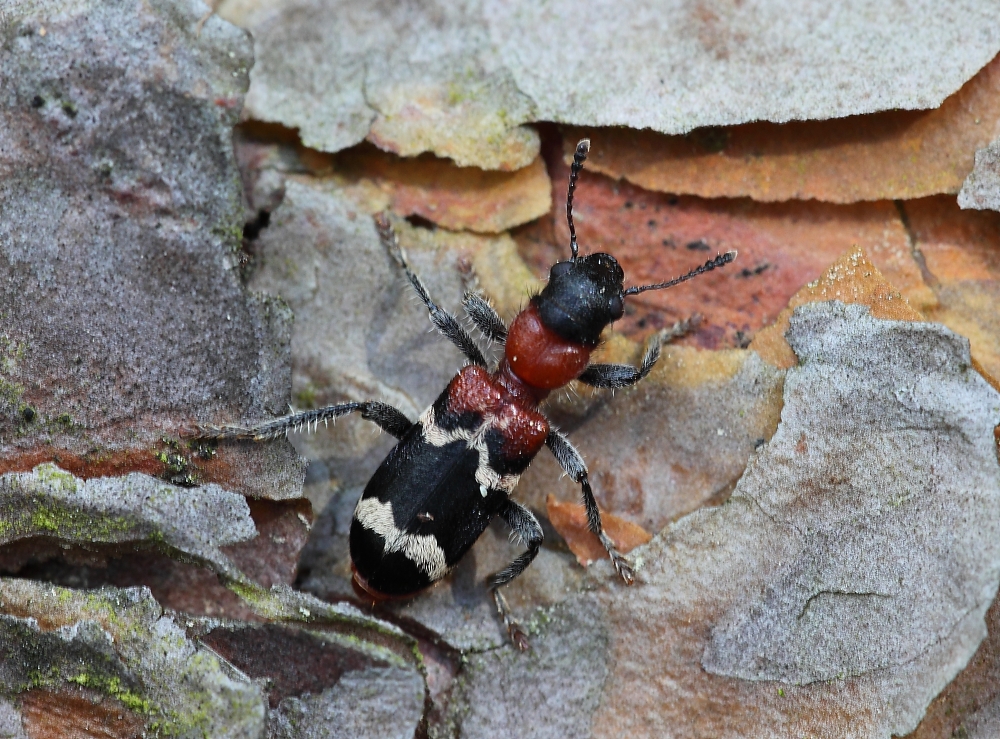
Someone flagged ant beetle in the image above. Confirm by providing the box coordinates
[199,140,736,649]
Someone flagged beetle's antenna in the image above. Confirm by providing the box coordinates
[567,139,590,261]
[624,251,737,296]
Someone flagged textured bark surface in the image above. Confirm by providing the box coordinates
[0,0,304,499]
[3,0,1000,737]
[220,0,1000,168]
[451,300,1000,739]
[562,54,1000,204]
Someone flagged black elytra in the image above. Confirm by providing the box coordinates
[194,138,737,651]
[349,385,525,598]
[350,433,497,597]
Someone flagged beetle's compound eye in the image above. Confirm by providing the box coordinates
[608,294,624,320]
[549,261,573,280]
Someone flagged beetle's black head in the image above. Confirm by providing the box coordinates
[540,136,739,347]
[532,253,626,346]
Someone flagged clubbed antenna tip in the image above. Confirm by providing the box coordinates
[567,138,591,261]
[625,250,738,297]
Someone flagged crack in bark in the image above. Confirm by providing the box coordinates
[894,199,940,290]
[796,589,892,620]
[740,490,805,539]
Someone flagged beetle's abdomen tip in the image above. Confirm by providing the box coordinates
[350,561,388,601]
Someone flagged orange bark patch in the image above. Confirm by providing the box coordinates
[0,442,300,502]
[566,53,1000,204]
[904,196,1000,391]
[740,199,1000,393]
[20,689,145,739]
[516,160,932,349]
[300,143,551,233]
[750,247,922,369]
[546,494,652,566]
[0,448,165,480]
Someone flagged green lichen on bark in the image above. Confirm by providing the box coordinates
[0,580,268,737]
[0,464,256,574]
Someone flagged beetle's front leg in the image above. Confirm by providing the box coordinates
[375,214,488,368]
[463,291,507,346]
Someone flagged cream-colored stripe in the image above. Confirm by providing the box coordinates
[418,404,522,496]
[354,498,449,581]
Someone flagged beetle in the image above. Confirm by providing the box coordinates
[199,139,736,649]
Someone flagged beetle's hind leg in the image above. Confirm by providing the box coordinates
[488,499,544,651]
[191,400,412,441]
[545,430,635,584]
[375,214,488,367]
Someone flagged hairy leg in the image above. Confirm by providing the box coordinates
[578,316,700,389]
[545,429,634,584]
[375,214,487,367]
[192,400,412,441]
[488,499,544,651]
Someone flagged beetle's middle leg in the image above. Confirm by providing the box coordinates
[192,400,412,441]
[488,498,543,651]
[545,429,635,584]
[375,214,488,367]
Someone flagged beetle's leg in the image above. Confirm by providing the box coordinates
[191,400,412,441]
[577,316,700,389]
[488,499,544,651]
[488,500,544,588]
[577,330,663,389]
[463,291,507,345]
[545,430,634,584]
[375,214,487,368]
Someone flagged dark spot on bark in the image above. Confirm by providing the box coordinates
[243,210,270,241]
[739,263,771,278]
[405,214,437,230]
[687,126,730,153]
